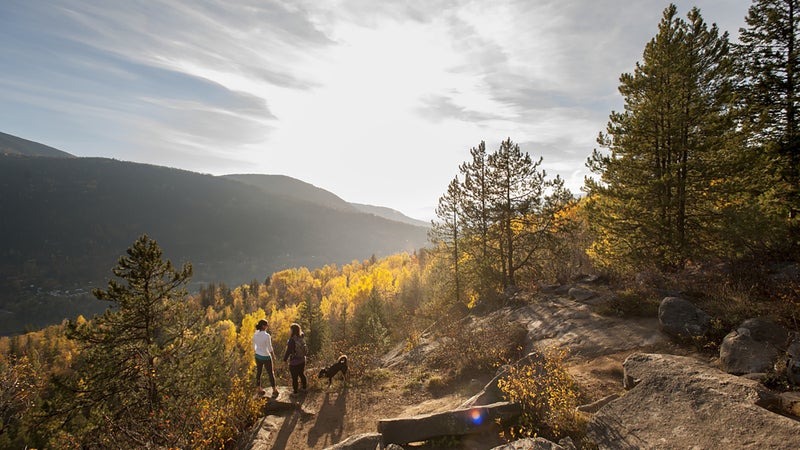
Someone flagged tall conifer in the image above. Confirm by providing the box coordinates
[738,0,800,217]
[430,177,463,304]
[586,5,736,270]
[49,235,218,448]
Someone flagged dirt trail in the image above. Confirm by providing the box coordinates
[246,290,687,449]
[247,381,462,450]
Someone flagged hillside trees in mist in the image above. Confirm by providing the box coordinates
[430,138,576,307]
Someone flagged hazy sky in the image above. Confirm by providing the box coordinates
[1,0,749,221]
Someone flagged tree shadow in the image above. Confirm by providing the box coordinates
[306,386,348,448]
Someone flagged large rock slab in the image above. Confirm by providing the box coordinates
[588,353,800,449]
[505,297,666,358]
[378,401,521,446]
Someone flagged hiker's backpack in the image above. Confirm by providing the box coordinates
[293,335,308,359]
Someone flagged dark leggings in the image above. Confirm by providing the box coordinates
[289,362,307,393]
[256,357,276,389]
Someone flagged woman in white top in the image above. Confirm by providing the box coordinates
[252,319,279,397]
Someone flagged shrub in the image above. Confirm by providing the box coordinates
[497,346,581,441]
[428,315,527,380]
[594,288,660,318]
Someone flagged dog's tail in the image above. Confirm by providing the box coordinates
[339,355,348,364]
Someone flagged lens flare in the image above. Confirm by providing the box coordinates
[470,408,484,426]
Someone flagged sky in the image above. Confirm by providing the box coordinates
[0,0,750,221]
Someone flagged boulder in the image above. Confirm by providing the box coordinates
[588,353,800,449]
[719,328,780,374]
[567,287,596,302]
[378,401,521,446]
[658,297,710,338]
[490,437,568,450]
[738,318,791,348]
[323,432,382,450]
[719,318,792,375]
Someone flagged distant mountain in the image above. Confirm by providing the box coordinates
[223,174,430,227]
[0,133,430,335]
[352,203,430,227]
[0,131,75,158]
[221,174,356,212]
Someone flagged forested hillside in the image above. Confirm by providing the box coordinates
[0,154,428,335]
[0,131,75,158]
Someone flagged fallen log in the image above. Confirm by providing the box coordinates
[377,401,521,446]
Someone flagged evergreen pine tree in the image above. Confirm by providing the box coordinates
[586,5,737,270]
[459,141,497,295]
[738,0,800,217]
[430,177,464,304]
[486,138,555,288]
[48,235,217,448]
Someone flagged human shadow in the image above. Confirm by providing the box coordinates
[270,393,311,450]
[306,386,348,448]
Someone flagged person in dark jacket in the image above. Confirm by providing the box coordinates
[283,322,308,394]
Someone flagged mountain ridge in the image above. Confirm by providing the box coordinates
[221,173,429,226]
[0,132,429,335]
[0,131,75,158]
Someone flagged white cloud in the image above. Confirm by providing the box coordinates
[0,0,750,220]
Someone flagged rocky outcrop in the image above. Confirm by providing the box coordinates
[506,297,665,359]
[588,353,800,449]
[658,297,710,338]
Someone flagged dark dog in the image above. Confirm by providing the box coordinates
[318,355,348,386]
